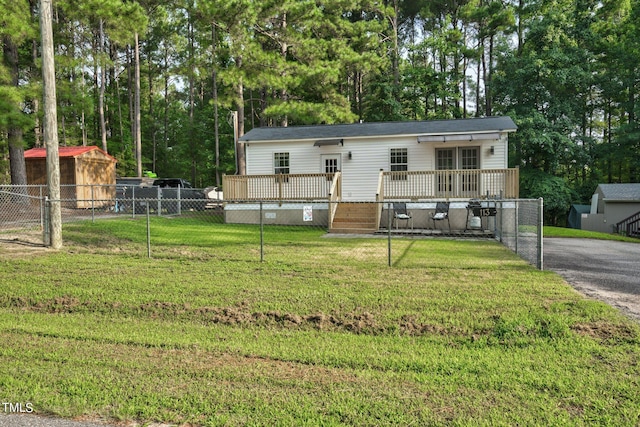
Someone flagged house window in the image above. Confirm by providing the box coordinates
[390,148,408,180]
[274,152,289,175]
[460,147,479,170]
[436,148,455,170]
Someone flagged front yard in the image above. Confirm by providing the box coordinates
[0,218,638,425]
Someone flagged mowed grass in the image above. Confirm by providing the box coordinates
[1,217,639,426]
[545,226,640,242]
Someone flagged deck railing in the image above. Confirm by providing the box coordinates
[223,173,338,201]
[615,210,640,238]
[328,172,342,226]
[223,168,518,202]
[375,169,385,229]
[381,168,519,199]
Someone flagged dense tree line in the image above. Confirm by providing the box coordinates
[1,0,638,220]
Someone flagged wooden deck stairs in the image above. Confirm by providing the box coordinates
[329,202,378,234]
[616,210,640,239]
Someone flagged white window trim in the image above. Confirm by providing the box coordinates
[435,146,480,170]
[274,152,290,175]
[389,147,408,172]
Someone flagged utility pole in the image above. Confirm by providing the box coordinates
[231,111,239,174]
[40,0,62,248]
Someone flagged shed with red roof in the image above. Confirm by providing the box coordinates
[24,146,117,208]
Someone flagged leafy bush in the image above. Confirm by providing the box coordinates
[520,168,576,225]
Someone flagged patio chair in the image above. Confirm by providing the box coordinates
[431,202,450,231]
[392,203,413,229]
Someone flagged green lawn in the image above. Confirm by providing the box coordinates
[545,225,640,242]
[1,217,639,426]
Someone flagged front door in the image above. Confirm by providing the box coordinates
[436,148,455,195]
[436,147,480,196]
[322,154,341,177]
[460,147,479,196]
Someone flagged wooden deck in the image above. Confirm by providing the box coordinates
[222,168,519,202]
[374,228,495,238]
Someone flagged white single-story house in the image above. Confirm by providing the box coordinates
[581,183,640,236]
[223,117,519,232]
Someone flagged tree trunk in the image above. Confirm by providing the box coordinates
[260,88,268,127]
[134,32,142,177]
[235,57,246,175]
[81,72,87,146]
[3,36,28,190]
[475,40,482,117]
[115,66,124,147]
[481,40,488,116]
[486,35,494,116]
[128,46,135,160]
[279,12,288,127]
[391,0,399,88]
[164,51,169,150]
[40,0,62,249]
[98,19,108,152]
[8,129,28,189]
[30,16,42,147]
[188,18,196,184]
[147,44,156,173]
[212,23,221,187]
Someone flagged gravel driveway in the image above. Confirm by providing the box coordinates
[544,237,640,321]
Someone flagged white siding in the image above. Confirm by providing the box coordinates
[341,136,429,200]
[246,140,326,175]
[245,133,509,201]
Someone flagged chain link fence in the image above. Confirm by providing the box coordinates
[0,184,543,269]
[0,185,47,245]
[494,199,544,269]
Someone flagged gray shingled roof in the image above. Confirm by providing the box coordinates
[239,116,517,142]
[598,183,640,201]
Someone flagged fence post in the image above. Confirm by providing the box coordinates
[39,186,44,230]
[157,186,161,216]
[43,196,51,246]
[387,202,392,267]
[146,202,151,258]
[499,200,504,243]
[91,185,95,223]
[177,185,181,216]
[132,186,136,218]
[260,201,264,262]
[514,199,519,255]
[537,197,544,270]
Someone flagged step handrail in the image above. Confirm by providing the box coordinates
[615,210,640,236]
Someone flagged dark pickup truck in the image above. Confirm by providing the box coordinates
[152,178,193,188]
[116,178,208,214]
